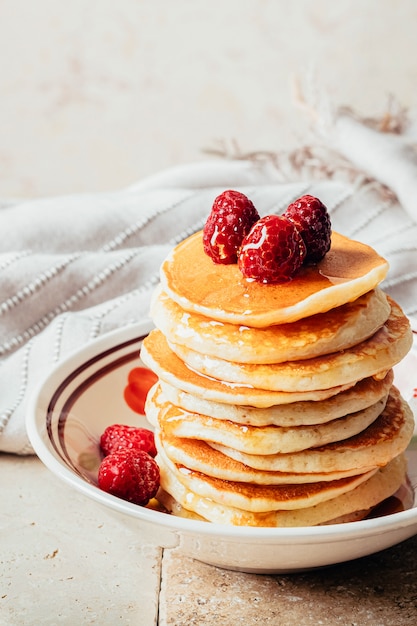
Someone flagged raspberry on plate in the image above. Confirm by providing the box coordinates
[238,215,306,283]
[124,366,158,415]
[100,424,157,457]
[98,449,160,506]
[284,194,331,264]
[203,190,260,264]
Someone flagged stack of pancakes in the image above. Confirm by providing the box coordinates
[141,231,415,526]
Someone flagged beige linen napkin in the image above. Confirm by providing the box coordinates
[0,108,416,454]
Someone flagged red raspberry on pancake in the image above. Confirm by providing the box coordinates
[284,194,331,264]
[203,190,260,264]
[238,214,306,283]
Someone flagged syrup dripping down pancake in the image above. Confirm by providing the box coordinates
[151,286,390,364]
[160,231,389,327]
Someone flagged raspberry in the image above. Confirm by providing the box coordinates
[238,215,306,283]
[124,366,158,415]
[100,424,157,458]
[98,449,160,506]
[203,190,260,264]
[284,195,331,263]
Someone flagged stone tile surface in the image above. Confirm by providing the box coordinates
[0,454,161,625]
[159,540,417,625]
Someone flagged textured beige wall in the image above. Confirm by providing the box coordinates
[0,0,416,197]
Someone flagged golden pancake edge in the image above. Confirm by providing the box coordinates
[151,286,390,364]
[146,383,388,455]
[156,454,407,527]
[160,231,389,327]
[166,298,412,392]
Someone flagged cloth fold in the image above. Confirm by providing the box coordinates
[1,106,416,454]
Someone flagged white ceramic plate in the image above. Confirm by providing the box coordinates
[27,321,417,574]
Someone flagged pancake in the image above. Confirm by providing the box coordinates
[143,206,414,529]
[140,330,357,407]
[156,453,406,526]
[157,448,377,513]
[212,387,414,473]
[160,230,389,327]
[147,384,388,455]
[157,489,374,525]
[158,370,394,427]
[168,298,412,392]
[156,431,378,484]
[151,287,390,364]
